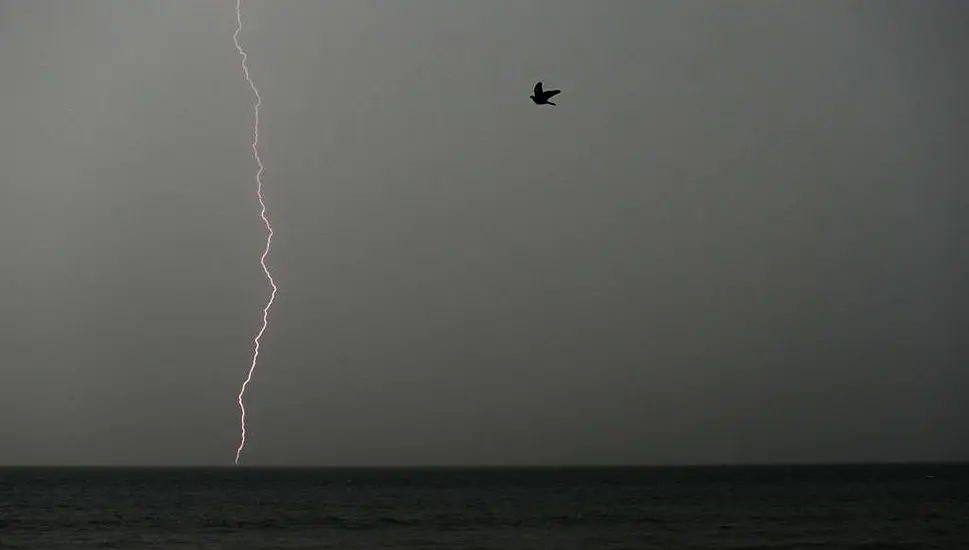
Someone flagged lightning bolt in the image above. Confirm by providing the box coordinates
[233,0,277,466]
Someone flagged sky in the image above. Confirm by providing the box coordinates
[0,1,967,467]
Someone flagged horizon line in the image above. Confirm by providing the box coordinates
[1,460,966,469]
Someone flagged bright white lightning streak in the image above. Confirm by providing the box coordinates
[233,0,277,465]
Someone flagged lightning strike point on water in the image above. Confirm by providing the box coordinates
[233,0,277,466]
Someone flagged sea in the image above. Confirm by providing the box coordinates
[1,464,967,549]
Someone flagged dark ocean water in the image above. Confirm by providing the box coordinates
[1,464,967,549]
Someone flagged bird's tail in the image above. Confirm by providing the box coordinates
[548,101,557,106]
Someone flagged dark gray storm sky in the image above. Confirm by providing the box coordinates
[1,1,967,466]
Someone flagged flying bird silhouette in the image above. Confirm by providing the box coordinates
[530,81,561,106]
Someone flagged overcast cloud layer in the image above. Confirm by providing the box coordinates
[1,1,966,466]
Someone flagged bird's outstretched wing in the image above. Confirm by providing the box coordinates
[544,89,561,99]
[534,81,544,95]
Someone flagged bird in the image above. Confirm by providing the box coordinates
[530,81,561,106]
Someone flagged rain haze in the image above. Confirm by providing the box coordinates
[0,1,966,466]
